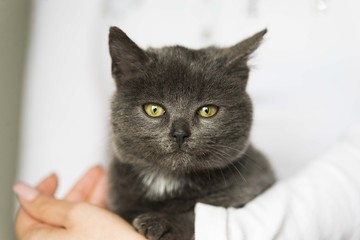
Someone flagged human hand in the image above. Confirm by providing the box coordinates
[14,166,146,240]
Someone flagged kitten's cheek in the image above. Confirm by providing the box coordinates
[158,138,173,152]
[185,140,196,149]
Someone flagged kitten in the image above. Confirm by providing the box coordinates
[108,26,275,240]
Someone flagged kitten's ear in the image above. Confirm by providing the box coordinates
[225,29,267,65]
[109,26,149,82]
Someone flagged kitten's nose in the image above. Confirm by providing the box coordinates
[171,119,191,146]
[172,129,190,146]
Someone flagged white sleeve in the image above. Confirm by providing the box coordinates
[195,124,360,240]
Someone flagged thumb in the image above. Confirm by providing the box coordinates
[13,182,75,228]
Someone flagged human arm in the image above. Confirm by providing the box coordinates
[195,124,360,240]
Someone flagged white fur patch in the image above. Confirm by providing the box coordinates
[140,171,184,199]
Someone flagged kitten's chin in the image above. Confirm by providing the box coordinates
[164,150,193,172]
[161,151,229,173]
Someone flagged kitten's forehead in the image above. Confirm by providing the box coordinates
[142,47,245,103]
[117,46,249,108]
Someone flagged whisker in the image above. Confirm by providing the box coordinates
[210,143,263,172]
[206,145,251,173]
[208,150,230,185]
[204,146,248,184]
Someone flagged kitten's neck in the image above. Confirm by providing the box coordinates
[137,168,185,200]
[134,146,253,200]
[125,144,267,201]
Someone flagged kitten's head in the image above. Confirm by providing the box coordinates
[109,27,266,174]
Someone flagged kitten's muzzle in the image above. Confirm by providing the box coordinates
[170,118,191,147]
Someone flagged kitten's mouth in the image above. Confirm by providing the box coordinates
[172,148,190,155]
[168,141,191,153]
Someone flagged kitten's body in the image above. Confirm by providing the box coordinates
[108,27,276,240]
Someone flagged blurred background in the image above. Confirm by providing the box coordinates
[1,0,359,239]
[0,1,31,239]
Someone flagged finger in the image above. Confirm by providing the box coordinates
[20,227,68,240]
[37,173,58,195]
[15,174,60,238]
[16,175,69,240]
[14,182,74,228]
[65,165,105,202]
[88,173,108,208]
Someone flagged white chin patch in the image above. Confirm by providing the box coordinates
[140,170,184,200]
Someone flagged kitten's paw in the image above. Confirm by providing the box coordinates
[132,213,175,240]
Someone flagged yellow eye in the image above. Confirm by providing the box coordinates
[198,105,218,118]
[144,104,166,117]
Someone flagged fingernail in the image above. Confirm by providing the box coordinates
[48,172,57,179]
[13,182,39,201]
[92,164,104,171]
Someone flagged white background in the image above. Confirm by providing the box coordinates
[18,0,360,196]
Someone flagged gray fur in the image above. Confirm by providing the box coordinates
[108,26,275,240]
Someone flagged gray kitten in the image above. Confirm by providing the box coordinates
[108,26,275,240]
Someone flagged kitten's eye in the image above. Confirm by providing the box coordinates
[198,105,218,118]
[144,104,166,117]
